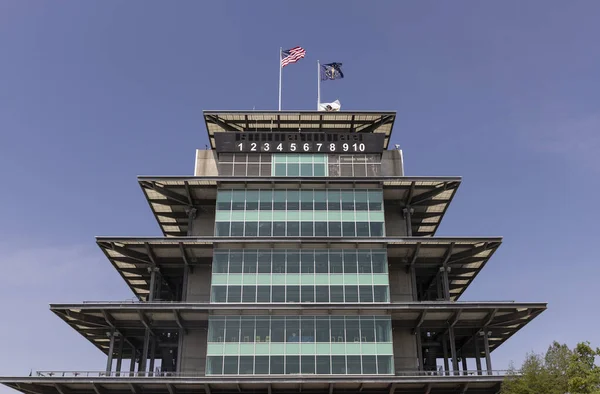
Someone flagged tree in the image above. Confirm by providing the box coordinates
[501,341,600,394]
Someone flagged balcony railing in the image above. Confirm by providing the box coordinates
[34,370,515,378]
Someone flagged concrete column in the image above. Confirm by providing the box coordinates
[442,267,450,301]
[474,336,482,375]
[129,347,136,376]
[461,354,468,375]
[182,265,190,302]
[483,331,492,375]
[149,337,157,375]
[448,327,459,375]
[176,328,184,372]
[105,330,115,374]
[415,330,423,371]
[442,335,449,375]
[140,329,151,374]
[148,268,157,302]
[115,335,124,376]
[436,273,443,300]
[410,265,418,301]
[403,207,413,236]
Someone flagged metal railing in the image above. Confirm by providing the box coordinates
[34,370,515,378]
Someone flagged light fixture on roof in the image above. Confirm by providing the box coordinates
[394,144,400,150]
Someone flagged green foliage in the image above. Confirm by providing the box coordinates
[501,341,600,394]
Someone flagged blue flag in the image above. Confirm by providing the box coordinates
[321,62,344,81]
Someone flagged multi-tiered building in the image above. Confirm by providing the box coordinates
[1,111,546,394]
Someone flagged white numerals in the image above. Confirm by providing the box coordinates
[276,143,283,151]
[303,143,310,151]
[250,143,257,151]
[316,143,322,151]
[237,143,243,151]
[263,143,270,151]
[342,143,349,152]
[290,143,297,151]
[329,143,336,151]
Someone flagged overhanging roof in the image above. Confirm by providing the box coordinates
[138,176,461,238]
[50,301,545,359]
[96,237,501,302]
[204,111,397,150]
[1,375,506,394]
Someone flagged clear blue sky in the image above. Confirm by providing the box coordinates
[1,1,599,387]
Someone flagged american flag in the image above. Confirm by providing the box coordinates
[281,46,306,67]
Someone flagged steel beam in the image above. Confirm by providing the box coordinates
[483,331,492,374]
[105,330,115,374]
[474,336,482,375]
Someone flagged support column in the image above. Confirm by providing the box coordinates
[483,331,492,375]
[182,265,190,302]
[149,337,157,375]
[176,328,185,372]
[442,335,449,375]
[410,265,418,301]
[115,334,124,376]
[415,331,424,371]
[140,329,151,374]
[402,207,413,237]
[448,327,459,375]
[474,336,482,375]
[148,268,157,302]
[461,354,468,375]
[436,273,443,300]
[129,347,136,376]
[105,330,115,374]
[441,266,450,301]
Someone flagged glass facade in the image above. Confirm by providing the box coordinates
[206,316,394,375]
[211,249,390,303]
[215,189,385,237]
[217,154,382,177]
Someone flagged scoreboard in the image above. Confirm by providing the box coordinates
[214,132,385,154]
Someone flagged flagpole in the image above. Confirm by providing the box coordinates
[317,60,320,110]
[278,47,282,111]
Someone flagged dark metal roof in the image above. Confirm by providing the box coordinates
[96,237,501,302]
[1,374,505,394]
[203,111,397,150]
[50,301,545,359]
[138,176,461,238]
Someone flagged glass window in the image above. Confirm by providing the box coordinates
[328,222,342,237]
[316,356,331,374]
[301,285,314,302]
[240,317,255,342]
[315,222,328,236]
[239,356,254,374]
[316,286,329,302]
[330,251,343,273]
[341,191,355,211]
[287,221,299,236]
[370,222,384,237]
[301,355,315,374]
[300,190,313,210]
[375,319,392,342]
[374,286,388,302]
[345,286,359,302]
[332,356,346,374]
[208,356,223,375]
[342,222,356,237]
[273,221,286,236]
[273,252,285,273]
[315,317,330,342]
[255,356,269,374]
[377,356,393,374]
[243,251,257,273]
[245,222,258,237]
[361,318,375,342]
[330,286,344,302]
[215,222,230,236]
[356,222,370,237]
[286,318,299,342]
[301,222,314,236]
[362,355,377,374]
[372,252,386,273]
[287,251,300,273]
[315,251,328,273]
[286,355,300,374]
[301,318,315,342]
[213,253,228,273]
[245,190,259,210]
[330,318,345,342]
[270,356,284,375]
[231,190,245,210]
[343,251,357,273]
[257,286,270,303]
[208,319,225,342]
[225,318,240,342]
[328,190,341,210]
[301,251,314,273]
[259,190,272,210]
[300,163,313,177]
[286,190,299,210]
[368,190,383,211]
[287,286,300,303]
[347,355,362,375]
[314,191,327,210]
[355,191,368,211]
[272,286,286,303]
[231,222,244,236]
[287,163,300,177]
[346,317,360,343]
[258,222,272,237]
[212,286,227,302]
[227,286,241,303]
[271,318,285,342]
[242,286,256,303]
[257,250,271,273]
[256,318,269,342]
[359,286,374,303]
[223,356,238,374]
[229,251,243,273]
[358,252,372,273]
[314,164,326,177]
[273,190,286,210]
